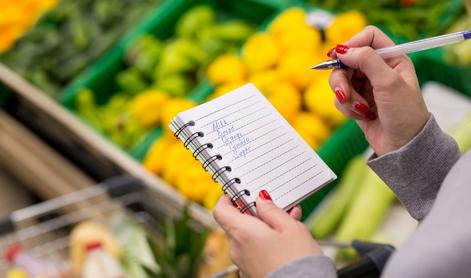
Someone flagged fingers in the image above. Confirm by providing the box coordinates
[346,25,395,49]
[213,195,254,233]
[329,68,375,120]
[256,190,293,230]
[336,46,399,91]
[288,205,302,221]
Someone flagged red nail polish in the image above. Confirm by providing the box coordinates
[365,111,377,120]
[327,47,335,58]
[259,190,272,201]
[335,89,346,103]
[335,44,349,54]
[354,102,369,115]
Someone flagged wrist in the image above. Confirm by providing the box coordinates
[376,112,430,156]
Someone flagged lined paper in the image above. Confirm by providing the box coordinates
[173,83,336,211]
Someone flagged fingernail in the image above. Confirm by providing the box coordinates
[327,47,335,58]
[335,88,346,103]
[259,190,272,201]
[365,111,377,120]
[354,102,369,115]
[335,44,349,54]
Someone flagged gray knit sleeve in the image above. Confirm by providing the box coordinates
[267,256,337,278]
[367,114,460,221]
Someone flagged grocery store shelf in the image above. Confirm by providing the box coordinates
[0,64,215,227]
[0,110,93,199]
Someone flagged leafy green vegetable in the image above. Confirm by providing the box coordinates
[308,0,463,39]
[147,208,209,278]
[0,0,160,97]
[110,214,160,278]
[176,6,216,38]
[311,156,367,239]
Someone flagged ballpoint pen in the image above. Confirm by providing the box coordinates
[311,29,471,70]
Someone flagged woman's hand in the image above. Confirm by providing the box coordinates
[328,26,429,156]
[213,191,323,278]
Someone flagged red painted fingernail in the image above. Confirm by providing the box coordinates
[335,44,349,54]
[365,111,377,120]
[259,190,272,201]
[354,102,369,115]
[327,47,335,58]
[335,88,346,103]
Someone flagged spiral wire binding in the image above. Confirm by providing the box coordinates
[174,120,254,214]
[212,166,231,183]
[184,131,204,149]
[193,143,213,160]
[174,121,194,138]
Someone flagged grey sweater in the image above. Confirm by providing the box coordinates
[269,115,471,278]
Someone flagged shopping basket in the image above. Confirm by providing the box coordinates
[0,175,196,276]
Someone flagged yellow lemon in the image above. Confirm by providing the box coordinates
[268,8,307,39]
[326,11,367,45]
[278,51,324,90]
[204,186,223,210]
[143,137,172,174]
[176,167,213,203]
[292,112,331,147]
[304,76,346,127]
[249,69,280,93]
[130,89,169,127]
[161,143,194,185]
[242,33,280,72]
[276,26,321,54]
[266,81,301,123]
[161,98,196,131]
[208,54,247,85]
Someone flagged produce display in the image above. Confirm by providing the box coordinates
[4,210,231,278]
[0,0,161,97]
[307,0,463,40]
[0,0,57,52]
[75,5,255,152]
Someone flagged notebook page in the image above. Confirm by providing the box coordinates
[174,83,336,210]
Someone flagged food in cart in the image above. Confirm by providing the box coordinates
[5,244,63,277]
[82,242,126,278]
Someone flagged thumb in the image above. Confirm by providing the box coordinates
[256,190,293,230]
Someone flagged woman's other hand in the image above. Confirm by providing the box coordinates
[213,191,323,278]
[328,26,429,156]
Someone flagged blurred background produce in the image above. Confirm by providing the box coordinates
[74,5,254,152]
[307,0,464,40]
[0,0,57,52]
[0,0,161,97]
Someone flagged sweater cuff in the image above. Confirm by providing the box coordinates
[267,256,336,278]
[367,114,460,220]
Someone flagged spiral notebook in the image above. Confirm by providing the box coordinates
[170,83,336,215]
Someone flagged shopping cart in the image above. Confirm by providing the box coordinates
[0,175,198,276]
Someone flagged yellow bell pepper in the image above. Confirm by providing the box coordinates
[208,54,247,85]
[130,89,169,127]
